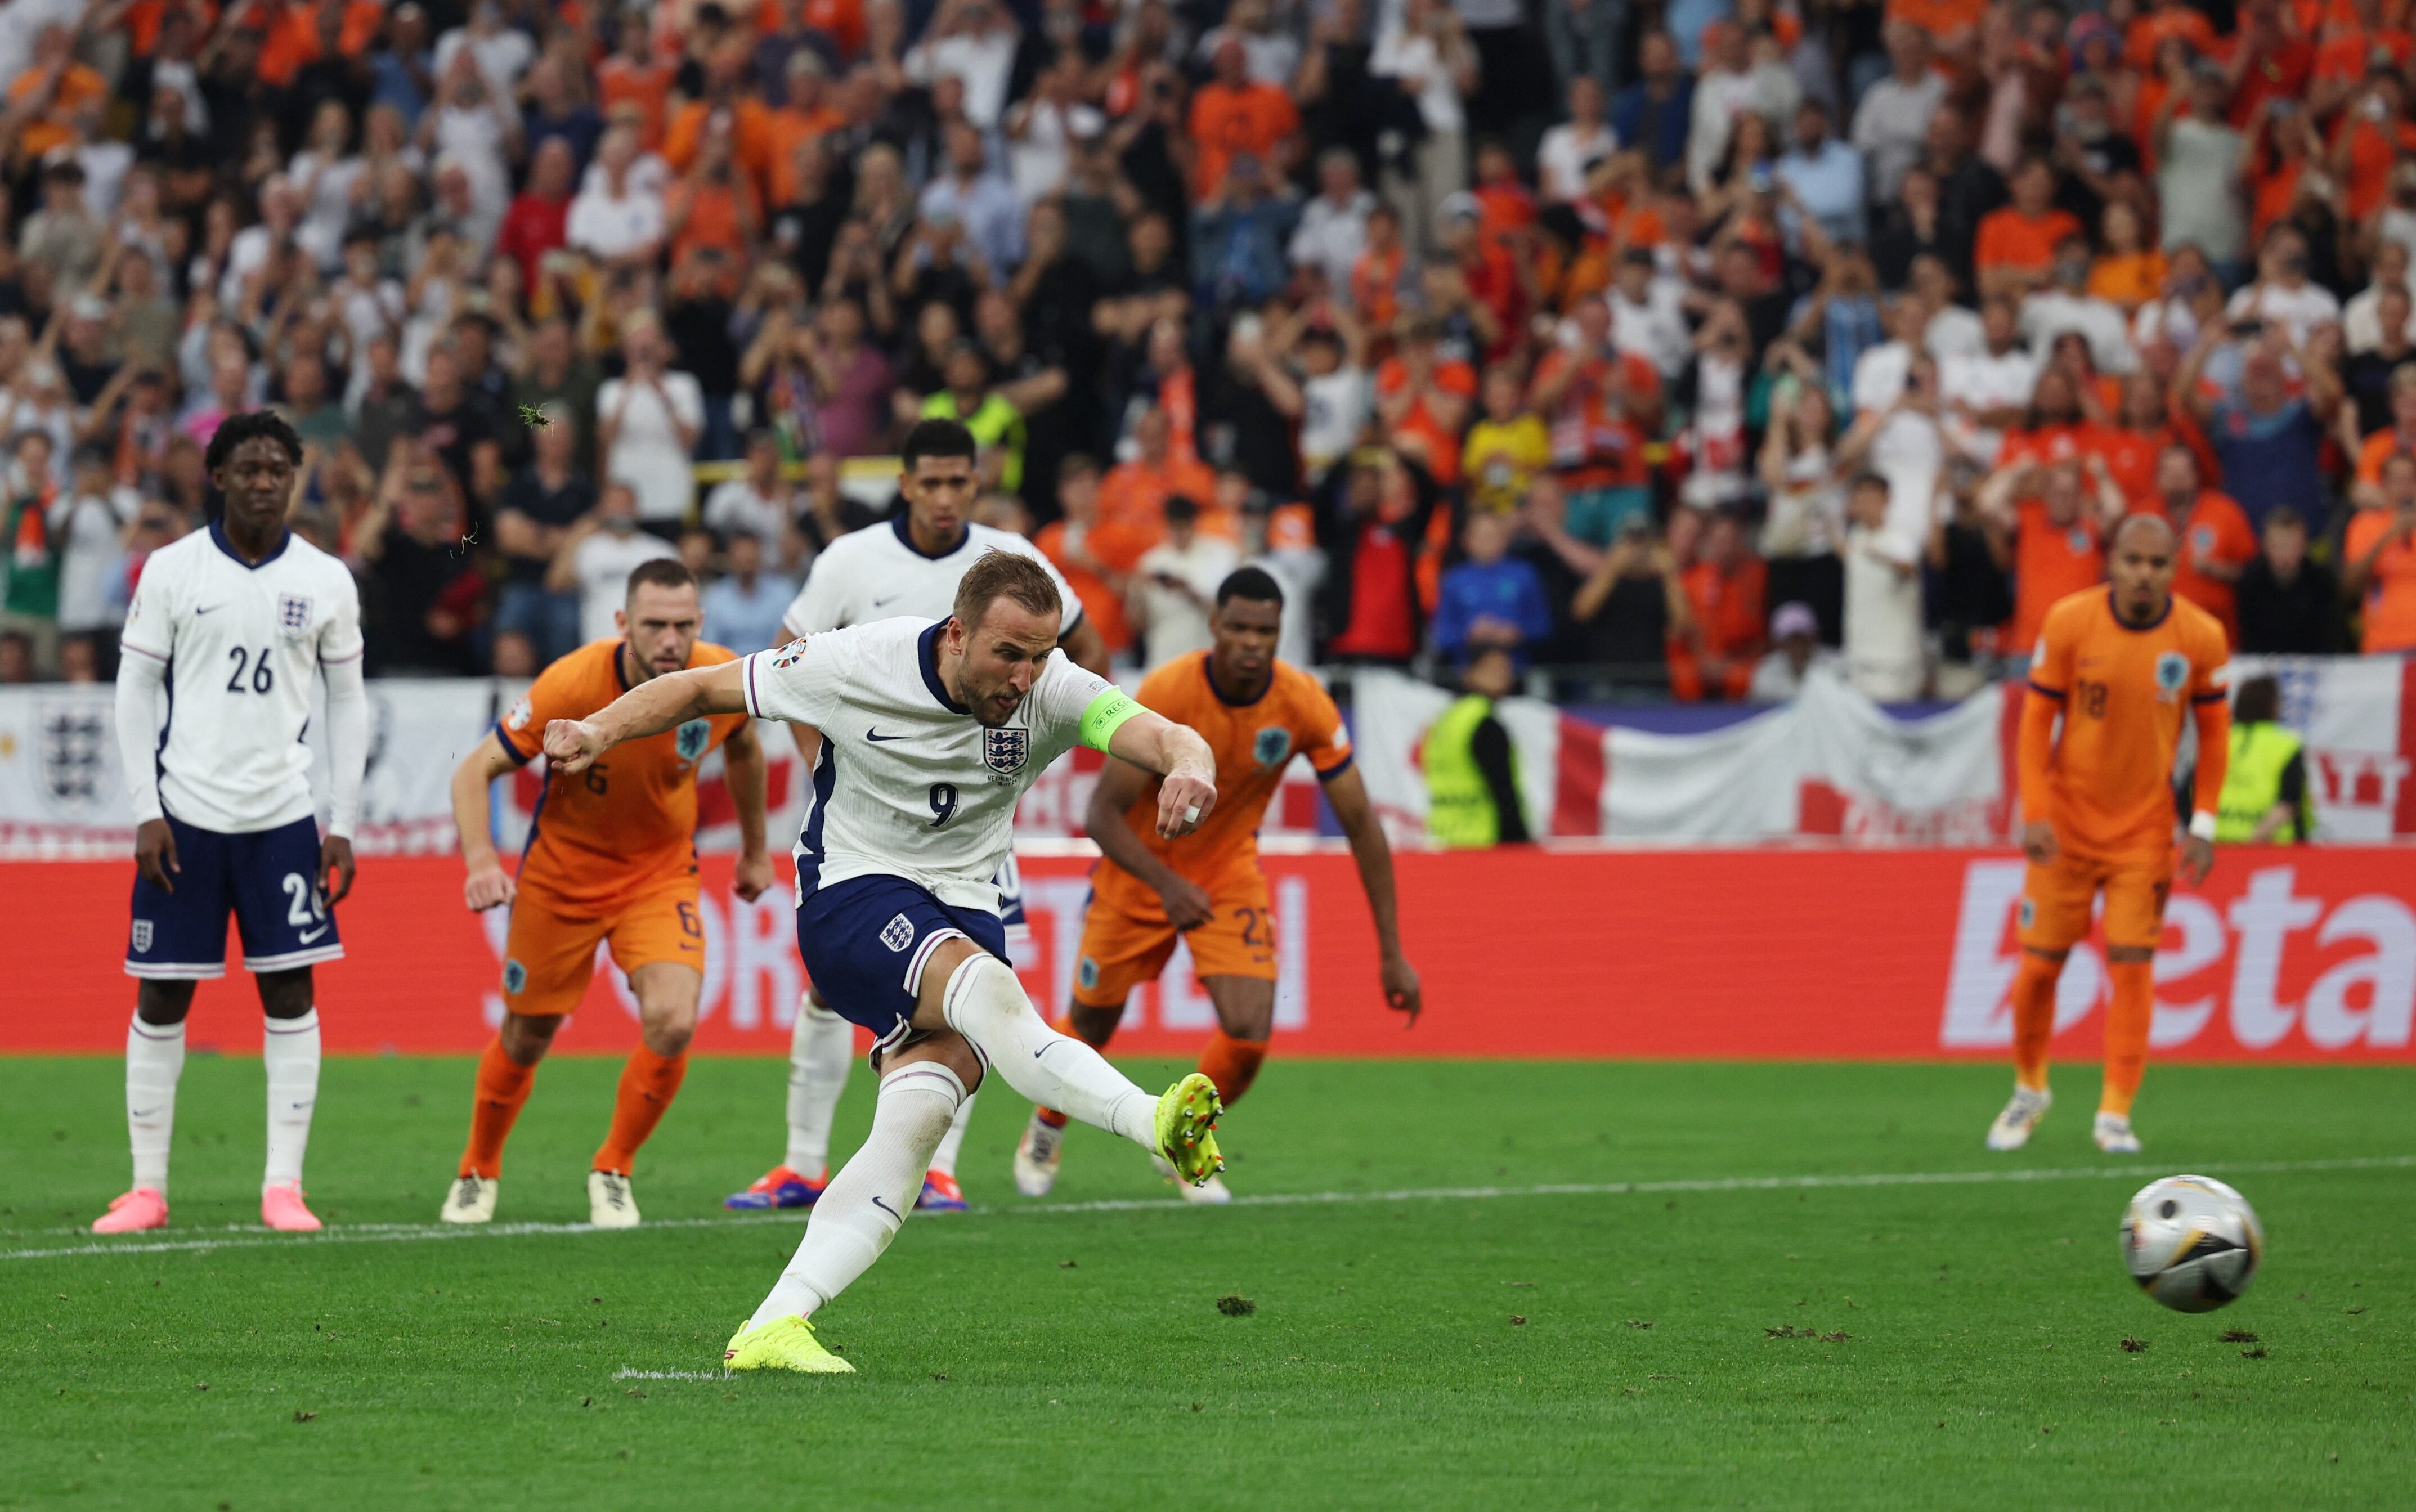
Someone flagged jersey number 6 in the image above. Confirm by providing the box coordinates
[928,782,958,828]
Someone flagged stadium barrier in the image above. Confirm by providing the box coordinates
[6,846,2411,1061]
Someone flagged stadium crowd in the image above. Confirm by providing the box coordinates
[3,0,2416,699]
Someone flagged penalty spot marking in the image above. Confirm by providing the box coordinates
[6,1152,2409,1264]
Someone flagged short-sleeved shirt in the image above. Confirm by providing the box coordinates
[1187,81,1298,198]
[2162,491,2258,645]
[2208,397,2325,530]
[779,514,1085,639]
[2345,505,2416,651]
[117,524,364,835]
[1091,657,1354,912]
[2007,502,2105,653]
[498,638,747,911]
[1974,207,2084,278]
[741,618,1115,912]
[2025,587,2231,863]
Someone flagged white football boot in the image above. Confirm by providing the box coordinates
[2092,1112,2142,1154]
[1984,1085,2052,1151]
[1014,1112,1064,1197]
[440,1174,497,1224]
[588,1170,641,1228]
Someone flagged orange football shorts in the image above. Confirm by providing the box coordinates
[1072,883,1278,1008]
[500,880,705,1018]
[2017,851,2172,955]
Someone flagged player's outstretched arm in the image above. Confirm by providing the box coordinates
[1083,756,1213,928]
[544,659,750,773]
[1100,706,1217,840]
[1321,764,1423,1024]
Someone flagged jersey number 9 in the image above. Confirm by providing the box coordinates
[928,782,958,828]
[226,645,275,694]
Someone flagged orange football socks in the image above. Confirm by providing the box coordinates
[593,1046,689,1175]
[2099,959,2154,1118]
[1198,1030,1269,1107]
[2009,952,2061,1093]
[459,1036,536,1180]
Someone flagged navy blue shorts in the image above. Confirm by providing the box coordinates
[126,813,342,979]
[996,853,1027,941]
[795,874,1006,1059]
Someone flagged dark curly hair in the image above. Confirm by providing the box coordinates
[203,410,305,473]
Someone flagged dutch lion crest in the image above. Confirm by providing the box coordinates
[675,718,711,761]
[1252,726,1292,769]
[2154,651,2189,701]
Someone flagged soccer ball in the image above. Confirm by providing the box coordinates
[2120,1175,2265,1313]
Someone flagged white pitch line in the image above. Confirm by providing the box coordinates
[7,1153,2410,1264]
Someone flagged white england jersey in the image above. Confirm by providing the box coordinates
[118,523,365,834]
[741,618,1115,912]
[781,514,1087,638]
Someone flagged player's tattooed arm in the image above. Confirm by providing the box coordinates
[544,659,750,773]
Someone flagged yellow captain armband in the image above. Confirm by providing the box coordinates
[1078,687,1146,752]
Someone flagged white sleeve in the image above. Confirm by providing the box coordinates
[740,632,842,728]
[669,373,705,429]
[321,653,367,839]
[115,648,168,826]
[1025,649,1115,750]
[781,551,852,636]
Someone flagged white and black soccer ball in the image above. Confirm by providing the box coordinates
[2120,1175,2265,1313]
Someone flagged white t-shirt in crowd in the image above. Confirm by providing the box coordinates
[1136,533,1240,671]
[703,478,793,543]
[566,180,667,263]
[1536,122,1617,203]
[598,370,705,524]
[1842,524,1925,702]
[2225,280,2342,349]
[1939,346,2038,465]
[2021,290,2138,373]
[52,486,137,632]
[571,526,679,644]
[1300,366,1371,481]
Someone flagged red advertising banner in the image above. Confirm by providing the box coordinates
[5,847,2412,1061]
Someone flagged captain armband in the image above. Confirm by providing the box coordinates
[1077,688,1147,753]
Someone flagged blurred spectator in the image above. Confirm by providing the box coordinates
[1462,364,1549,518]
[553,481,679,646]
[2235,506,2342,654]
[0,631,32,683]
[598,312,705,531]
[700,529,792,654]
[1370,0,1474,257]
[2343,240,2416,356]
[1035,455,1133,662]
[1240,492,1326,671]
[2153,446,2257,647]
[1666,509,1767,703]
[705,429,799,553]
[1433,509,1550,670]
[1565,505,1674,694]
[1290,150,1378,299]
[353,450,485,675]
[2216,674,2315,844]
[1421,645,1529,847]
[1841,472,1924,701]
[2227,225,2341,349]
[1749,600,1840,702]
[1,429,61,675]
[1130,494,1238,672]
[494,403,594,666]
[1191,35,1303,205]
[2344,452,2416,652]
[1611,31,1692,181]
[1758,383,1846,640]
[1941,296,2037,468]
[1852,25,1943,204]
[1537,77,1615,206]
[1776,100,1865,250]
[52,445,134,654]
[2022,236,2134,375]
[1979,454,2124,658]
[2176,332,2342,531]
[2156,65,2248,276]
[2344,286,2416,436]
[1319,451,1441,667]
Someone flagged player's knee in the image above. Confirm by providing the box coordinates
[1065,1001,1123,1048]
[884,1031,983,1095]
[937,951,1034,1042]
[135,980,196,1025]
[2106,945,2154,964]
[256,967,315,1020]
[499,1012,561,1065]
[638,1007,696,1057]
[1209,985,1275,1042]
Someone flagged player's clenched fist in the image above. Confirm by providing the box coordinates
[544,717,607,773]
[1155,764,1217,838]
[463,862,517,912]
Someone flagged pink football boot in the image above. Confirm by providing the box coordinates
[261,1182,323,1232]
[91,1188,169,1234]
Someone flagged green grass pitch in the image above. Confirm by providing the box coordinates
[5,1056,2413,1510]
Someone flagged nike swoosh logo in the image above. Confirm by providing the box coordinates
[131,1106,161,1118]
[871,595,901,608]
[1032,1042,1054,1061]
[872,1195,900,1219]
[865,729,909,743]
[289,1101,313,1111]
[298,926,329,944]
[194,604,221,616]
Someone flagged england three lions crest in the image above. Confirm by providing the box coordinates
[982,727,1029,778]
[277,593,313,637]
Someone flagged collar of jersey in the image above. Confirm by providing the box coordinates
[918,622,970,714]
[891,510,969,562]
[2105,586,2171,633]
[1201,651,1272,708]
[208,519,290,569]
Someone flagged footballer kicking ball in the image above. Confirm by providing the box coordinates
[2120,1175,2265,1313]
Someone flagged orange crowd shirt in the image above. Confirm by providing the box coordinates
[1974,207,2086,277]
[2023,587,2231,862]
[499,638,749,910]
[2345,505,2416,650]
[1089,656,1353,913]
[2164,491,2259,644]
[1187,80,1299,198]
[2007,501,2105,653]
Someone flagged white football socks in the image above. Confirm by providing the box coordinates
[750,1060,966,1327]
[262,1008,321,1190]
[783,997,855,1175]
[926,1092,976,1178]
[126,1014,185,1194]
[939,955,1155,1151]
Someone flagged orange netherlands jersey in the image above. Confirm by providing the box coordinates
[500,639,749,910]
[1187,82,1299,198]
[2007,502,2105,653]
[2024,588,2230,863]
[1974,207,2085,276]
[1089,657,1353,912]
